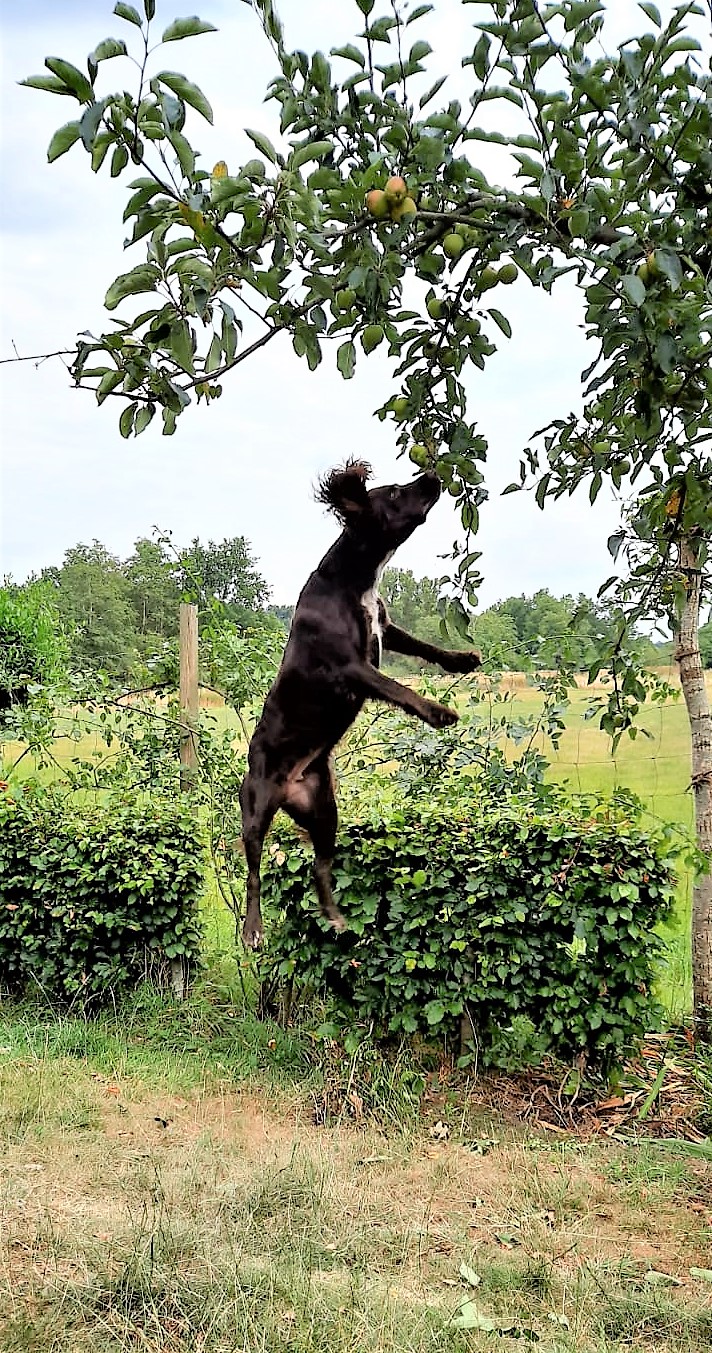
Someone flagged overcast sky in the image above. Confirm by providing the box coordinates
[0,0,691,606]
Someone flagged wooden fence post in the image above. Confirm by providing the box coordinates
[173,602,199,1000]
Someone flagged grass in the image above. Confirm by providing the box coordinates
[0,991,711,1353]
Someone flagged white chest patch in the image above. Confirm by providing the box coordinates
[362,552,394,667]
[362,584,382,664]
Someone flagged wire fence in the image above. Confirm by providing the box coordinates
[0,655,699,1020]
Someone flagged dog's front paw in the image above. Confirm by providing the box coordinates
[455,649,482,673]
[426,701,459,729]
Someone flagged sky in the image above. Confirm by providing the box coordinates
[0,0,688,607]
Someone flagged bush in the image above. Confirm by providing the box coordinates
[258,796,676,1070]
[0,585,67,714]
[0,784,205,1002]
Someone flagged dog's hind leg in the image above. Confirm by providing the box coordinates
[239,771,278,949]
[284,757,346,933]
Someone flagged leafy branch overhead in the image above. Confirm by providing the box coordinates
[18,3,712,608]
[20,2,705,520]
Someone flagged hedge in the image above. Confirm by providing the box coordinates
[0,785,204,1001]
[259,800,677,1069]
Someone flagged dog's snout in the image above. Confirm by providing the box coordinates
[416,471,441,505]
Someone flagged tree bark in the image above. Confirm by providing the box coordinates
[174,602,199,1001]
[675,537,712,1039]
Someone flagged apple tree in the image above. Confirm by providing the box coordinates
[19,0,712,1030]
[463,0,712,1029]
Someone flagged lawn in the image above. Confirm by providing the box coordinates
[0,996,710,1353]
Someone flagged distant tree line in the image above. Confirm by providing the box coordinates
[380,571,668,674]
[265,569,669,673]
[5,542,676,691]
[28,535,278,681]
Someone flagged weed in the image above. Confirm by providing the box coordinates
[597,1290,712,1347]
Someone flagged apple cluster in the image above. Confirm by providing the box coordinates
[365,176,418,223]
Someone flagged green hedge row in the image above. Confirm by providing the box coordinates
[0,786,204,1001]
[259,800,676,1069]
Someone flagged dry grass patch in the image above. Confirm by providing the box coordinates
[0,1054,710,1353]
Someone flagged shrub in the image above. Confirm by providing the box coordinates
[258,796,676,1070]
[0,784,205,1002]
[0,585,67,714]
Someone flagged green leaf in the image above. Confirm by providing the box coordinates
[535,473,551,509]
[45,57,95,103]
[419,75,447,107]
[330,44,365,66]
[409,39,432,62]
[472,32,491,81]
[337,340,356,380]
[105,263,160,310]
[47,120,82,163]
[690,1268,712,1282]
[459,1264,482,1289]
[638,2,661,25]
[119,403,137,438]
[487,308,512,339]
[168,129,195,179]
[111,144,129,176]
[425,999,446,1026]
[96,369,124,404]
[643,1270,682,1287]
[156,71,213,123]
[134,404,155,435]
[161,16,218,42]
[91,132,113,171]
[291,139,333,170]
[568,208,589,239]
[19,74,76,96]
[170,320,195,373]
[654,247,682,291]
[114,2,143,25]
[79,99,107,151]
[621,274,646,307]
[90,37,129,65]
[245,128,280,163]
[665,36,701,52]
[461,501,479,533]
[452,1302,495,1332]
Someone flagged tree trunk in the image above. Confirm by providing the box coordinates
[675,536,712,1039]
[173,602,199,1001]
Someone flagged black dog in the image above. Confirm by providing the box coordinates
[239,460,481,948]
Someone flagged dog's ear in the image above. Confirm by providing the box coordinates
[316,459,372,525]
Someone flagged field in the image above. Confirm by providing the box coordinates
[1,673,711,1352]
